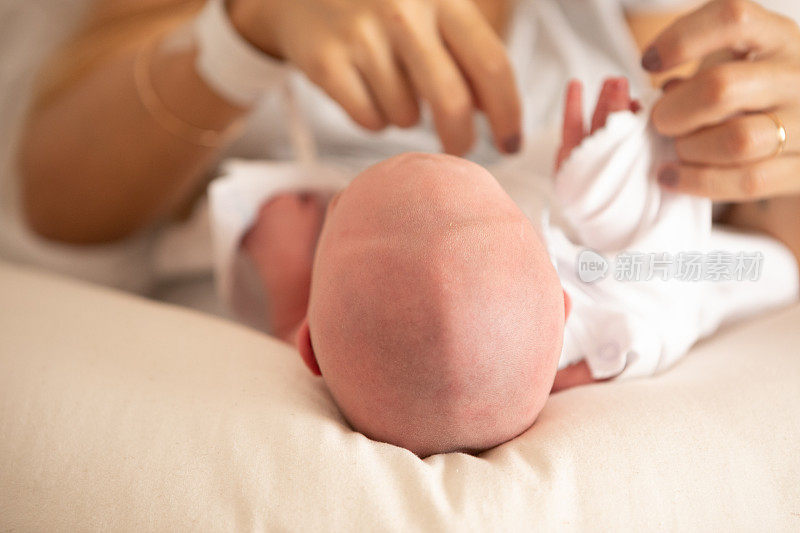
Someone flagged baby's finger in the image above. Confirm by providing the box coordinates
[556,80,584,171]
[591,78,630,134]
[562,80,585,151]
[604,78,631,113]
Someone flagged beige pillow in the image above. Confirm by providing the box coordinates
[1,260,798,530]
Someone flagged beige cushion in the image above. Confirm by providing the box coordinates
[1,260,798,530]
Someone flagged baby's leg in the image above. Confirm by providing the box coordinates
[241,191,330,342]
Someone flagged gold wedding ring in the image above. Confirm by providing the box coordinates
[765,111,787,158]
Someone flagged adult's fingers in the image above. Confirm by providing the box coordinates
[556,80,584,171]
[651,60,800,136]
[590,77,631,134]
[641,0,800,73]
[382,1,476,155]
[657,155,800,200]
[674,109,798,165]
[348,18,420,128]
[438,0,522,154]
[303,45,386,131]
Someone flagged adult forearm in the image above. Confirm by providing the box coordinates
[19,34,247,244]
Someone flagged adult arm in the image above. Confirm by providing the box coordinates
[18,0,520,244]
[19,0,244,244]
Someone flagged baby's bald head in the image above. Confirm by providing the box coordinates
[298,153,566,457]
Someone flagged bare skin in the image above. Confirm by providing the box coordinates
[33,1,800,249]
[644,0,800,201]
[18,0,520,244]
[227,0,521,153]
[638,0,800,262]
[17,0,702,246]
[241,191,330,342]
[239,77,638,454]
[292,152,568,456]
[242,78,638,398]
[18,1,245,244]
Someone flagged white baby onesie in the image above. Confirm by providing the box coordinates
[548,110,799,379]
[208,160,349,321]
[209,111,799,381]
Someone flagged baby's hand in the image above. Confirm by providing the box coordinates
[555,77,640,172]
[551,361,600,393]
[242,191,330,341]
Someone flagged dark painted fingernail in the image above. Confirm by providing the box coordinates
[502,133,521,154]
[630,100,642,113]
[641,46,662,72]
[658,167,679,187]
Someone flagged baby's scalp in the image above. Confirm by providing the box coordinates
[306,153,566,456]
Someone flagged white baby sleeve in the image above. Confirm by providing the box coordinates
[551,109,713,379]
[552,108,797,380]
[553,111,685,252]
[208,160,348,319]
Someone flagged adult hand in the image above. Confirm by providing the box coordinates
[642,0,800,201]
[227,0,522,155]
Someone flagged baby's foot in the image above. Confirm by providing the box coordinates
[242,191,329,341]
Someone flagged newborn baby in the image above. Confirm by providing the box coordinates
[300,153,565,456]
[209,79,798,456]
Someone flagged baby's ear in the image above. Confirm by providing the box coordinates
[296,318,322,376]
[563,290,572,320]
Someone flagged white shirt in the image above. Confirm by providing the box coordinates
[2,0,798,296]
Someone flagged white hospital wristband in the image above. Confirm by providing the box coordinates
[193,0,289,107]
